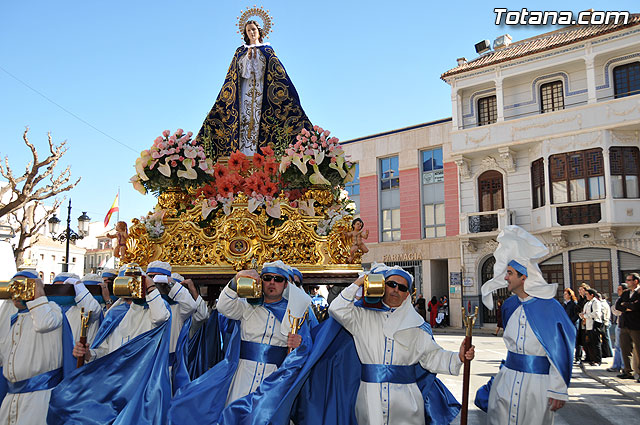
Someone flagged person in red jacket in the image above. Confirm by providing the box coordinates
[427,296,441,328]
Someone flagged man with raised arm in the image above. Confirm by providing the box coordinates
[0,271,65,424]
[328,265,475,425]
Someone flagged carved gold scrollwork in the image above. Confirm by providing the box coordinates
[123,188,359,272]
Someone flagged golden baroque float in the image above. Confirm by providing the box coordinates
[122,190,363,274]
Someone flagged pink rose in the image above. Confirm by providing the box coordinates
[171,160,177,167]
[309,159,316,165]
[311,136,317,142]
[169,135,177,144]
[313,125,319,131]
[329,146,335,152]
[331,157,337,163]
[322,142,327,148]
[162,130,170,137]
[154,136,163,145]
[175,128,184,137]
[179,156,185,161]
[312,143,318,149]
[187,131,193,138]
[323,130,330,137]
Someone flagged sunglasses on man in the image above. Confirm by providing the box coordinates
[261,274,287,283]
[385,280,409,292]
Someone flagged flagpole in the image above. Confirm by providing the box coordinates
[116,187,120,223]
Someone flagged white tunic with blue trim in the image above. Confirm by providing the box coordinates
[89,289,170,360]
[217,285,289,406]
[64,283,102,346]
[0,297,63,425]
[329,283,462,425]
[487,296,568,425]
[167,284,197,353]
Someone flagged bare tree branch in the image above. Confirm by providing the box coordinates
[12,198,62,265]
[0,128,80,218]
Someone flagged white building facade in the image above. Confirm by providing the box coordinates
[441,17,640,323]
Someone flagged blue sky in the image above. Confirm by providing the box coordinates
[0,1,636,227]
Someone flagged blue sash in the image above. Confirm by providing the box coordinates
[240,340,288,367]
[505,351,550,374]
[7,368,63,394]
[361,363,417,384]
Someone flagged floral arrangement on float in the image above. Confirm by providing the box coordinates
[279,125,355,189]
[196,146,282,219]
[315,189,356,236]
[130,125,356,233]
[130,129,215,195]
[140,209,166,239]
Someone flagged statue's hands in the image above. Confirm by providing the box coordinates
[354,275,366,287]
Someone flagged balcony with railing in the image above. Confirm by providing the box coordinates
[459,209,516,236]
[451,92,640,154]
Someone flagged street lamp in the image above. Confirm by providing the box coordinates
[48,199,91,272]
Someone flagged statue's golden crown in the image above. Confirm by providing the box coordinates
[237,5,274,40]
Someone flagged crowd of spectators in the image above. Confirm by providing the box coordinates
[563,273,640,383]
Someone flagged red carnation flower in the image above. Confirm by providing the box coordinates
[229,151,247,171]
[264,182,278,198]
[264,159,278,175]
[261,145,275,157]
[216,177,234,196]
[213,163,228,180]
[252,153,265,168]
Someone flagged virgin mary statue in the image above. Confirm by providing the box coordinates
[195,8,312,161]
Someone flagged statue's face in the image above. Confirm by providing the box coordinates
[245,23,260,45]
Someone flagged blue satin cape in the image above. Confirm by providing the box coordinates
[168,300,314,425]
[46,316,172,424]
[474,295,576,412]
[288,317,461,425]
[186,309,224,380]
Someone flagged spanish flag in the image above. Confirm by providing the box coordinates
[104,194,119,227]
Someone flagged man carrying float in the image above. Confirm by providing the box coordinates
[0,270,74,425]
[48,264,172,424]
[169,260,315,424]
[324,265,475,424]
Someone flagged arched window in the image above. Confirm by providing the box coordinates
[613,62,640,98]
[540,81,564,113]
[478,170,504,211]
